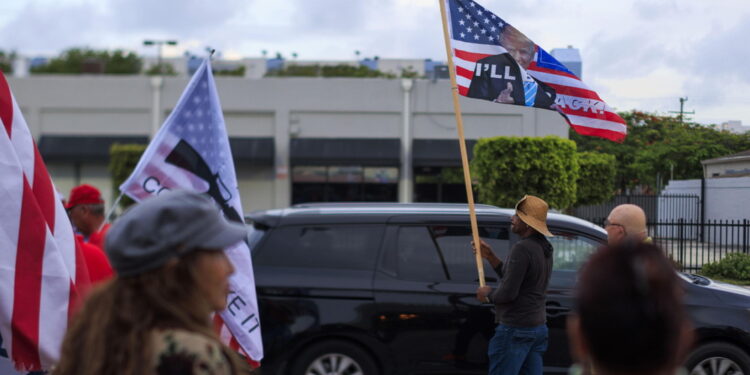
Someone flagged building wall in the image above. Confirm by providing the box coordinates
[662,178,750,221]
[704,159,750,178]
[8,75,569,212]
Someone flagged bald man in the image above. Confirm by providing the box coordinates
[605,204,650,245]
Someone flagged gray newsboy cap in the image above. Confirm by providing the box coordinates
[105,190,247,277]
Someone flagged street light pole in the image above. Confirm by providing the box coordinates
[143,39,177,74]
[143,39,177,138]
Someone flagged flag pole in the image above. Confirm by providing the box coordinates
[105,192,124,223]
[438,0,485,288]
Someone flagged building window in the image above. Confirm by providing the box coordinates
[414,167,476,203]
[292,166,398,204]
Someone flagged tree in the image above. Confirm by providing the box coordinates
[571,111,750,192]
[214,65,246,77]
[145,62,178,76]
[0,50,15,74]
[472,136,579,209]
[265,63,395,78]
[576,152,616,205]
[31,48,142,74]
[109,143,147,209]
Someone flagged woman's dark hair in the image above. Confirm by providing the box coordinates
[575,242,689,373]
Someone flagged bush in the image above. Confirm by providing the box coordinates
[145,62,177,76]
[702,253,750,281]
[265,64,395,78]
[472,136,579,209]
[31,48,142,74]
[576,151,616,206]
[109,143,147,209]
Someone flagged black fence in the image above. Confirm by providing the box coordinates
[582,217,750,274]
[573,194,750,273]
[573,194,701,224]
[651,219,750,273]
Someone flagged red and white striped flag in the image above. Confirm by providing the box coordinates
[443,0,628,142]
[0,71,86,371]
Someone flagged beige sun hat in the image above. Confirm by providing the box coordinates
[515,195,553,237]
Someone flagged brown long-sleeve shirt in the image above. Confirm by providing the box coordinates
[490,233,553,326]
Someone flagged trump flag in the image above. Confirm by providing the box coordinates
[119,59,263,364]
[0,71,85,371]
[444,0,627,142]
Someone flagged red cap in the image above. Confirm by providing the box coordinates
[66,184,104,209]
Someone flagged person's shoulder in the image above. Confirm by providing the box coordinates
[514,236,546,252]
[151,329,233,375]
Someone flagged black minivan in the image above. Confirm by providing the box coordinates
[247,203,750,375]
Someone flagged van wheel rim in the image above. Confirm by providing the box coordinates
[690,356,743,375]
[305,353,363,375]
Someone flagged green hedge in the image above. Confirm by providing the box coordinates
[702,253,750,281]
[576,151,616,206]
[109,143,147,209]
[472,136,579,209]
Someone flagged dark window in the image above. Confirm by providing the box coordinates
[396,226,448,282]
[254,225,384,270]
[394,225,510,282]
[548,230,601,271]
[432,226,510,282]
[292,166,398,204]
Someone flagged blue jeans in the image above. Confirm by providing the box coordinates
[487,324,548,375]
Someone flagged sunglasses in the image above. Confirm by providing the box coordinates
[603,219,625,229]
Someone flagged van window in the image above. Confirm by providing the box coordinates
[253,225,383,270]
[394,225,509,282]
[432,226,509,282]
[548,231,601,271]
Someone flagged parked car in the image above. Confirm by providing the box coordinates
[246,203,750,375]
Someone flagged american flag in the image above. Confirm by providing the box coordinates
[0,71,87,371]
[444,0,628,142]
[119,59,262,366]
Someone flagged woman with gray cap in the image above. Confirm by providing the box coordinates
[55,190,250,375]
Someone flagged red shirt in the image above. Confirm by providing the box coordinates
[88,223,111,251]
[76,234,113,284]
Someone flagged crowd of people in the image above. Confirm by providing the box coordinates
[56,182,692,375]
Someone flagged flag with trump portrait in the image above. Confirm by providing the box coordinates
[0,71,88,372]
[119,58,262,365]
[443,0,628,142]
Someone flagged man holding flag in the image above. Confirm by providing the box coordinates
[438,0,628,374]
[118,57,263,366]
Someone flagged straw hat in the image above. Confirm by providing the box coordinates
[515,195,553,237]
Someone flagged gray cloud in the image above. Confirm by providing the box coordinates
[107,0,245,36]
[682,15,750,106]
[289,0,375,35]
[0,2,104,53]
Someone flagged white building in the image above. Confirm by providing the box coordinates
[9,75,570,213]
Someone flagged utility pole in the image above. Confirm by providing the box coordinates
[668,97,695,124]
[143,39,177,138]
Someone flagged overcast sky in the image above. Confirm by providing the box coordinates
[1,0,748,126]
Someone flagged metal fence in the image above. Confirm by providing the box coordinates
[651,219,750,273]
[573,194,750,273]
[573,194,701,224]
[583,217,750,273]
